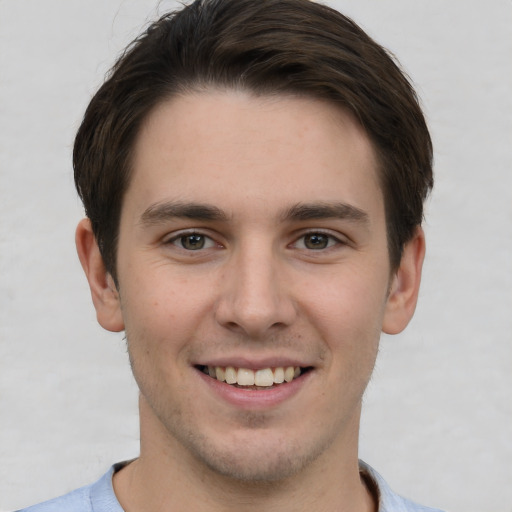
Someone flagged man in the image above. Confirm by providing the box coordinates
[19,0,443,510]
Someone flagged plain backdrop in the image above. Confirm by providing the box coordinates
[1,1,511,511]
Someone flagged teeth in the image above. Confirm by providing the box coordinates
[274,367,285,384]
[215,367,226,382]
[205,365,304,386]
[284,366,295,383]
[254,368,274,387]
[237,368,255,386]
[225,366,237,384]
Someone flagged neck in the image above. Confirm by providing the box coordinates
[113,398,376,512]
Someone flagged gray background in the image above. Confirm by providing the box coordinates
[1,1,511,511]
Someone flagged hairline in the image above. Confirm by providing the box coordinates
[106,84,401,284]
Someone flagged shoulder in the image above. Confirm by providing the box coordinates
[15,464,124,512]
[15,485,93,512]
[359,460,446,512]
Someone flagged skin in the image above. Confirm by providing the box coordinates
[76,91,425,512]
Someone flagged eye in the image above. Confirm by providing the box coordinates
[170,233,216,250]
[294,232,340,250]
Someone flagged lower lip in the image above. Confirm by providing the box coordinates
[196,369,313,410]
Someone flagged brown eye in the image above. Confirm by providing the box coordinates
[177,234,208,250]
[303,233,330,250]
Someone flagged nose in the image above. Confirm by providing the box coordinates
[214,242,297,338]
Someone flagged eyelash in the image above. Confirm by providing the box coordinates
[165,231,218,251]
[164,230,346,252]
[291,231,345,251]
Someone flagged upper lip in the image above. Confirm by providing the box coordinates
[194,356,312,370]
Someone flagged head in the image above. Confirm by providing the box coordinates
[73,0,433,282]
[74,1,432,490]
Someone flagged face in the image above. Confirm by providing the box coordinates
[81,90,423,483]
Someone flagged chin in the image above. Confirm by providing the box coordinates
[180,426,331,483]
[197,447,315,483]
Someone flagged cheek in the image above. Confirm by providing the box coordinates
[119,268,217,361]
[302,269,388,363]
[306,269,388,327]
[121,262,207,318]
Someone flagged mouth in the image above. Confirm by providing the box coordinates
[196,365,313,389]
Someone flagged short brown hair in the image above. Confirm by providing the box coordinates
[74,0,433,278]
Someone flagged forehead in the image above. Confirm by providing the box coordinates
[126,90,382,220]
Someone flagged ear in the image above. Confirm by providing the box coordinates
[382,226,426,335]
[75,218,125,332]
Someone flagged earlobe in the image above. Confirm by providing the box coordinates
[382,227,426,335]
[75,218,125,332]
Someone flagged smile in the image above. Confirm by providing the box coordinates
[198,365,309,388]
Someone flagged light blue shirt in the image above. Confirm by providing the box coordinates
[16,461,445,512]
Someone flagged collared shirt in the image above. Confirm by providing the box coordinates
[16,461,445,512]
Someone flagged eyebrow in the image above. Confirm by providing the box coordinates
[139,200,369,227]
[140,201,229,226]
[281,202,369,225]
